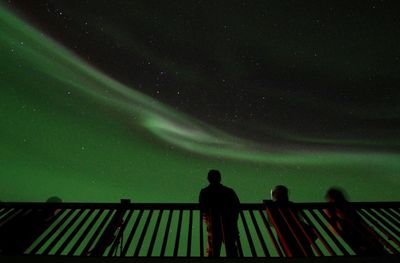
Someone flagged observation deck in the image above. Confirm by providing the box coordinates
[1,201,399,263]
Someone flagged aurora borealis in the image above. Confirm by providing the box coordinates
[1,1,399,203]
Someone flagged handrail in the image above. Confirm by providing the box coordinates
[1,201,399,210]
[1,201,399,257]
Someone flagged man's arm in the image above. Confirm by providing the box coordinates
[230,189,241,218]
[199,189,210,223]
[199,189,207,214]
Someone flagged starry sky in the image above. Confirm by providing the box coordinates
[1,0,399,202]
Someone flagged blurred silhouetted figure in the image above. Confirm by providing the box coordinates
[0,196,62,255]
[325,188,386,255]
[199,170,240,257]
[266,185,315,257]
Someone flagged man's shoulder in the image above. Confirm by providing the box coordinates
[200,184,237,195]
[222,185,237,194]
[199,185,213,196]
[200,185,211,192]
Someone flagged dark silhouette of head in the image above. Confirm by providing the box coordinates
[46,196,63,203]
[271,185,289,202]
[326,188,348,203]
[208,169,221,184]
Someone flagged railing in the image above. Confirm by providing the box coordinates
[0,201,399,258]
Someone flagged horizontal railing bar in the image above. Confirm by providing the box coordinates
[1,202,399,210]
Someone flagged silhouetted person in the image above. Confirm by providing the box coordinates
[325,188,386,255]
[266,185,314,257]
[199,170,240,257]
[0,196,62,255]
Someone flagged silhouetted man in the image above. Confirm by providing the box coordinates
[199,170,240,257]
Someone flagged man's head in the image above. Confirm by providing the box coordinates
[271,185,289,202]
[208,169,221,184]
[325,187,347,203]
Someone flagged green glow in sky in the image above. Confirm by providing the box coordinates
[0,6,399,203]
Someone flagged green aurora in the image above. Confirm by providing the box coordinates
[1,6,399,203]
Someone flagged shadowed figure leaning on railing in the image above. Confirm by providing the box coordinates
[324,188,387,256]
[265,185,318,257]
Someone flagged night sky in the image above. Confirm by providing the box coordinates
[1,0,399,202]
